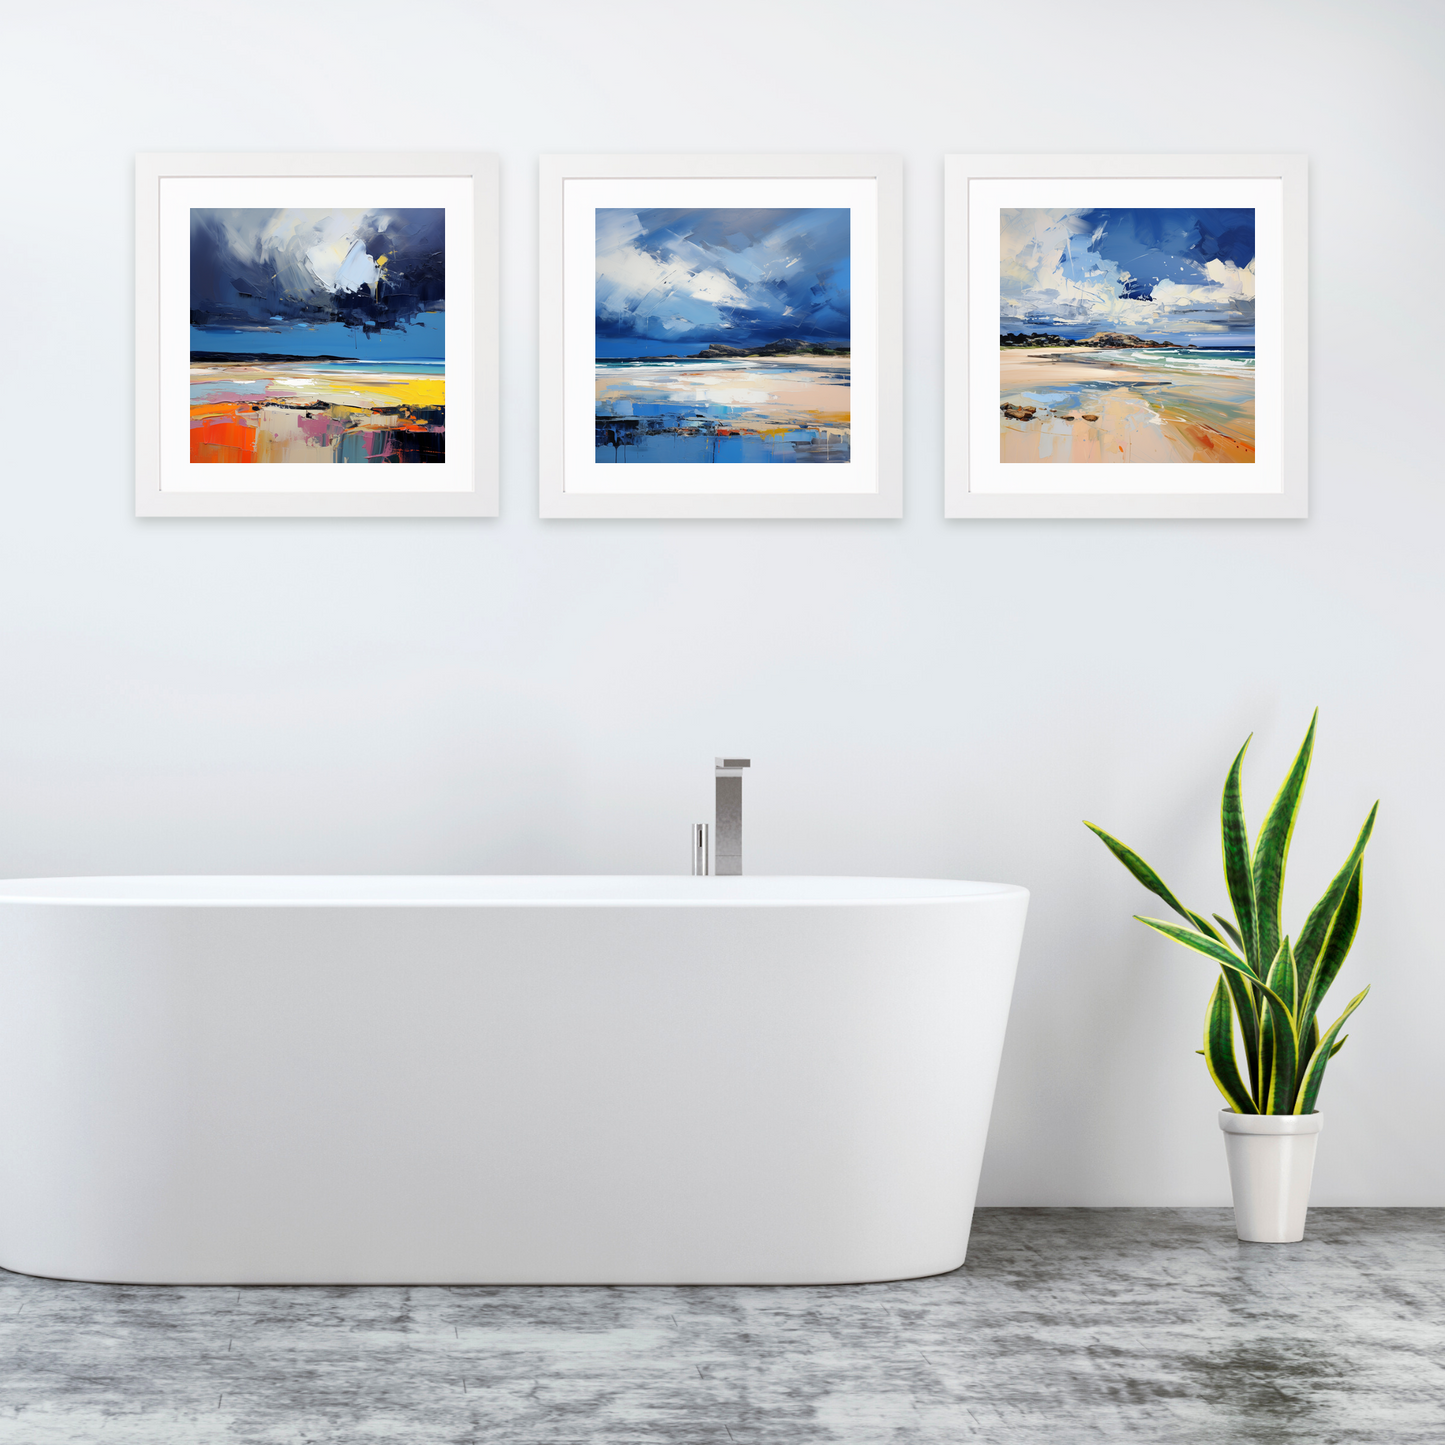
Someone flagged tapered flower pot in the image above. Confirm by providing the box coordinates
[1219,1110,1323,1242]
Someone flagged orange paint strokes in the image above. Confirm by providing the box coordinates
[191,402,258,463]
[1168,418,1255,463]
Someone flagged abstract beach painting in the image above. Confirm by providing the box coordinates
[593,207,851,465]
[189,208,445,464]
[999,207,1256,464]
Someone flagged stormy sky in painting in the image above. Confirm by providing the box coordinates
[596,208,849,352]
[1001,207,1255,343]
[190,208,444,360]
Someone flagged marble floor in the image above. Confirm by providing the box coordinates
[0,1209,1441,1444]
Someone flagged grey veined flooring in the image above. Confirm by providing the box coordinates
[0,1209,1442,1444]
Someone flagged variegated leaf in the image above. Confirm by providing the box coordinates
[1213,914,1245,952]
[1218,962,1262,1106]
[1134,916,1298,1107]
[1221,736,1259,972]
[1252,711,1317,974]
[1187,910,1228,945]
[1300,859,1366,1042]
[1084,823,1199,927]
[1265,937,1299,1019]
[1134,916,1258,980]
[1297,809,1376,983]
[1295,988,1370,1114]
[1262,984,1299,1115]
[1205,975,1257,1114]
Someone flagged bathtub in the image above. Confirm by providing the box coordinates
[0,875,1028,1286]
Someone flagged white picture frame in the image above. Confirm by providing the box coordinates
[136,152,499,518]
[944,154,1308,520]
[538,153,902,519]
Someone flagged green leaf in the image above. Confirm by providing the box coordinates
[1084,822,1199,927]
[1328,1034,1348,1058]
[1217,961,1262,1105]
[1204,975,1257,1113]
[1297,808,1376,976]
[1221,736,1259,972]
[1136,916,1301,1114]
[1252,711,1318,974]
[1298,836,1372,1039]
[1133,916,1260,981]
[1135,916,1295,1114]
[1295,987,1370,1114]
[1187,911,1228,945]
[1260,1004,1299,1114]
[1265,937,1300,1018]
[1213,914,1244,951]
[1261,939,1300,1111]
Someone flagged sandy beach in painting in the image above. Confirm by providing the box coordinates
[190,360,444,464]
[595,355,850,464]
[999,346,1254,464]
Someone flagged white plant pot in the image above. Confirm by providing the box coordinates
[1219,1110,1323,1242]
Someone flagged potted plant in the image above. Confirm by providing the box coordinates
[1086,711,1376,1242]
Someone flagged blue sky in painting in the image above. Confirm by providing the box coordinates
[1001,207,1256,344]
[596,208,850,350]
[189,318,443,362]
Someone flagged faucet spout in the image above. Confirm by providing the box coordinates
[714,758,750,876]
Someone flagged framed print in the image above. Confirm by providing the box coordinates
[944,154,1307,519]
[539,153,902,519]
[136,152,498,518]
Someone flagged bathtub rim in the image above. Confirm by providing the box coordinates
[0,874,1029,909]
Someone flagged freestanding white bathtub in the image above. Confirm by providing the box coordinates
[0,875,1028,1286]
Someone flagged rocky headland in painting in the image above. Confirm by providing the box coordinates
[1000,331,1191,350]
[602,338,850,363]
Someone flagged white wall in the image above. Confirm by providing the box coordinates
[2,0,1440,1205]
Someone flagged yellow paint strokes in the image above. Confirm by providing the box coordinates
[193,364,443,411]
[283,373,446,409]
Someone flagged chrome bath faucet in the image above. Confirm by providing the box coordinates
[714,758,750,876]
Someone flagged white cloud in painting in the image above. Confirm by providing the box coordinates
[205,209,384,298]
[597,216,750,336]
[595,208,851,344]
[596,227,748,335]
[306,233,381,296]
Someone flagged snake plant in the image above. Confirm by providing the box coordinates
[1085,712,1375,1114]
